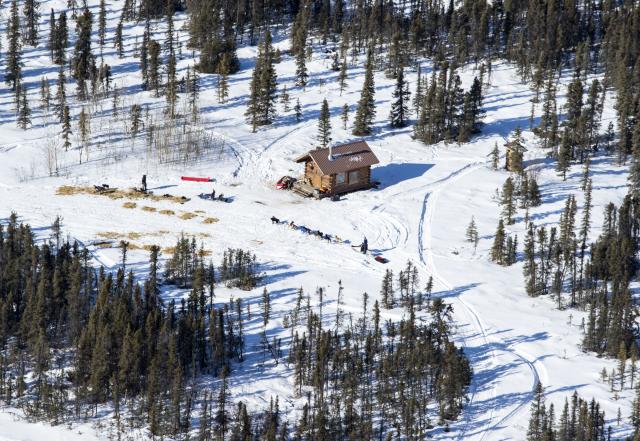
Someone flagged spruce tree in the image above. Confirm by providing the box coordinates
[72,8,96,99]
[583,79,602,153]
[12,79,25,115]
[490,142,500,170]
[280,86,290,112]
[618,342,627,390]
[564,74,584,160]
[528,176,541,207]
[380,269,394,309]
[62,105,72,151]
[466,216,479,251]
[78,107,89,145]
[40,77,50,112]
[527,382,545,441]
[17,86,31,130]
[353,48,376,136]
[317,99,331,148]
[295,49,308,88]
[605,122,615,154]
[413,65,423,117]
[215,369,231,435]
[187,67,200,123]
[523,225,537,296]
[130,104,142,138]
[341,104,349,130]
[6,0,22,91]
[97,0,106,47]
[165,51,178,119]
[390,68,410,128]
[48,10,56,60]
[147,39,161,94]
[294,98,302,123]
[501,177,516,224]
[217,55,230,104]
[536,75,558,149]
[53,12,68,65]
[55,65,66,122]
[114,17,124,57]
[140,25,149,90]
[581,156,591,191]
[491,219,506,264]
[23,0,40,47]
[261,288,271,326]
[338,58,347,95]
[245,31,277,128]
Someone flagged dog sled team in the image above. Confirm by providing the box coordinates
[270,216,370,255]
[270,216,349,244]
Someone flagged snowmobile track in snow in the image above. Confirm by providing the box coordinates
[228,120,318,181]
[417,161,545,440]
[208,129,249,178]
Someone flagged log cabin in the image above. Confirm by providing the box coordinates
[294,141,380,196]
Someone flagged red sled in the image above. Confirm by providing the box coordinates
[374,256,388,264]
[276,176,295,190]
[181,176,213,182]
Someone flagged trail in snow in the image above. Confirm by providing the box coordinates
[415,164,499,439]
[415,161,545,439]
[231,120,318,182]
[207,129,249,178]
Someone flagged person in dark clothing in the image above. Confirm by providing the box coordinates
[142,174,147,191]
[211,188,216,199]
[361,237,368,254]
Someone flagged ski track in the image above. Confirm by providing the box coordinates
[415,160,545,440]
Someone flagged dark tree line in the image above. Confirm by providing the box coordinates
[414,63,484,144]
[288,294,471,438]
[10,0,640,152]
[0,213,471,438]
[581,195,639,358]
[0,213,244,437]
[489,168,542,266]
[527,384,613,441]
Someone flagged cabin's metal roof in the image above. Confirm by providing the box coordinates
[295,141,380,175]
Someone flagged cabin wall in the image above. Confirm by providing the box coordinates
[303,162,373,195]
[304,161,315,180]
[332,166,371,194]
[304,161,324,189]
[321,174,332,191]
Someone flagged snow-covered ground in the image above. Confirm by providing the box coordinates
[0,408,101,441]
[0,0,635,439]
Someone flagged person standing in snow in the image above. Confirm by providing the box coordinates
[361,237,368,254]
[142,174,147,191]
[211,188,216,199]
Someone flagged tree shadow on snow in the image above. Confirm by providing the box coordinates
[431,282,480,300]
[259,262,307,285]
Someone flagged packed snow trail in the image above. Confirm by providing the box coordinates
[221,119,318,183]
[417,162,548,440]
[415,163,499,439]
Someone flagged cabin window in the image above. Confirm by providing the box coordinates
[348,170,359,184]
[336,172,346,184]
